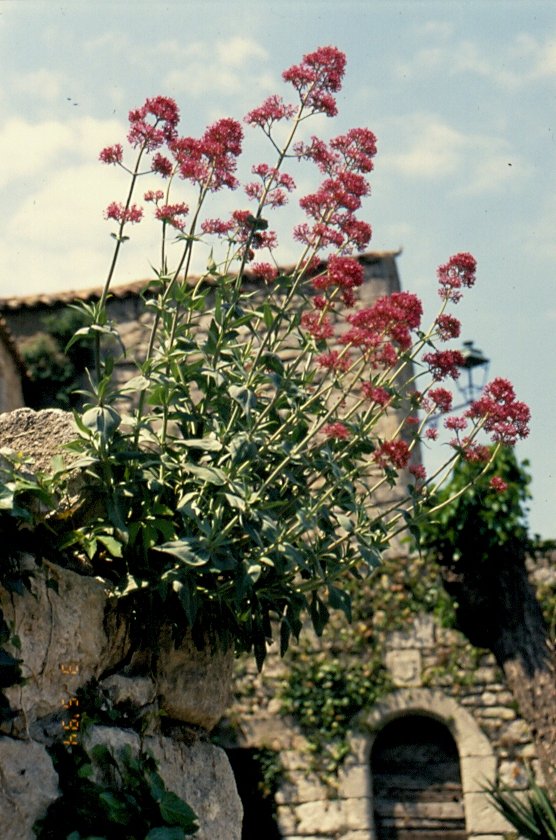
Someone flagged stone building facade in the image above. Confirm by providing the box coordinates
[0,253,551,839]
[0,315,25,412]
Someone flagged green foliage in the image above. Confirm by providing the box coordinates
[34,742,199,839]
[418,446,533,566]
[21,307,94,409]
[485,771,556,839]
[280,652,389,776]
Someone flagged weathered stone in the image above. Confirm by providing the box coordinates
[0,407,76,473]
[155,628,233,730]
[0,736,59,839]
[465,790,514,834]
[385,648,422,686]
[1,561,129,733]
[85,726,243,840]
[100,673,156,709]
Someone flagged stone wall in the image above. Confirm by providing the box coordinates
[222,599,550,838]
[0,409,242,839]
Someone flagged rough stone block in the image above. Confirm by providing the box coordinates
[464,790,514,834]
[86,726,243,840]
[0,736,59,839]
[1,562,129,733]
[155,627,233,730]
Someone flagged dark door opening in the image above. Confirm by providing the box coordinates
[371,714,467,840]
[226,748,282,840]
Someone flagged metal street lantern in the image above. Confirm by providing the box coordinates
[456,340,490,406]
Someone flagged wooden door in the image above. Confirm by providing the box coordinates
[371,715,467,839]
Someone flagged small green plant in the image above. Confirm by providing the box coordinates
[34,741,199,839]
[485,771,556,839]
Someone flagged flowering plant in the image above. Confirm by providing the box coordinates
[64,46,529,666]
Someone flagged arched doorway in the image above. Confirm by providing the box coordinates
[370,714,466,839]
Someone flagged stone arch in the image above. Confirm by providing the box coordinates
[339,688,509,838]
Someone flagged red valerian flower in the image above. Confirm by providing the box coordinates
[155,202,189,231]
[171,119,243,192]
[467,377,530,444]
[128,96,180,151]
[251,262,278,283]
[322,422,350,439]
[244,95,297,130]
[330,128,378,173]
[427,387,453,413]
[200,217,235,236]
[151,153,173,177]
[461,440,490,463]
[144,189,165,203]
[409,463,427,481]
[361,384,391,406]
[437,252,477,303]
[342,291,423,353]
[104,202,143,224]
[444,415,468,431]
[374,439,411,470]
[423,349,465,381]
[312,255,364,295]
[425,427,438,441]
[490,476,508,493]
[301,311,334,340]
[283,46,347,117]
[99,144,123,165]
[435,314,461,341]
[316,350,350,372]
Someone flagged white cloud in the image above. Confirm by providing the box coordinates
[382,114,529,196]
[396,29,556,89]
[0,115,125,190]
[13,68,65,103]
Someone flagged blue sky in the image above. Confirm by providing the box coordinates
[1,0,555,537]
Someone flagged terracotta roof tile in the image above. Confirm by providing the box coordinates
[0,250,401,312]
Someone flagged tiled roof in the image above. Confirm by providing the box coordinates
[0,250,401,312]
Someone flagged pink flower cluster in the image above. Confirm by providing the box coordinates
[467,377,530,445]
[312,255,364,307]
[104,202,143,224]
[361,384,391,406]
[245,164,296,209]
[282,45,346,117]
[374,439,410,470]
[127,96,180,152]
[323,421,350,440]
[437,252,476,303]
[244,95,296,131]
[293,129,377,253]
[423,349,465,381]
[341,291,423,367]
[317,350,350,372]
[154,202,189,231]
[170,118,243,192]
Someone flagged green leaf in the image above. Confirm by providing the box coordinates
[228,385,257,417]
[183,464,227,485]
[146,828,189,840]
[156,539,209,567]
[82,406,121,439]
[98,790,131,824]
[180,437,222,452]
[158,790,199,829]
